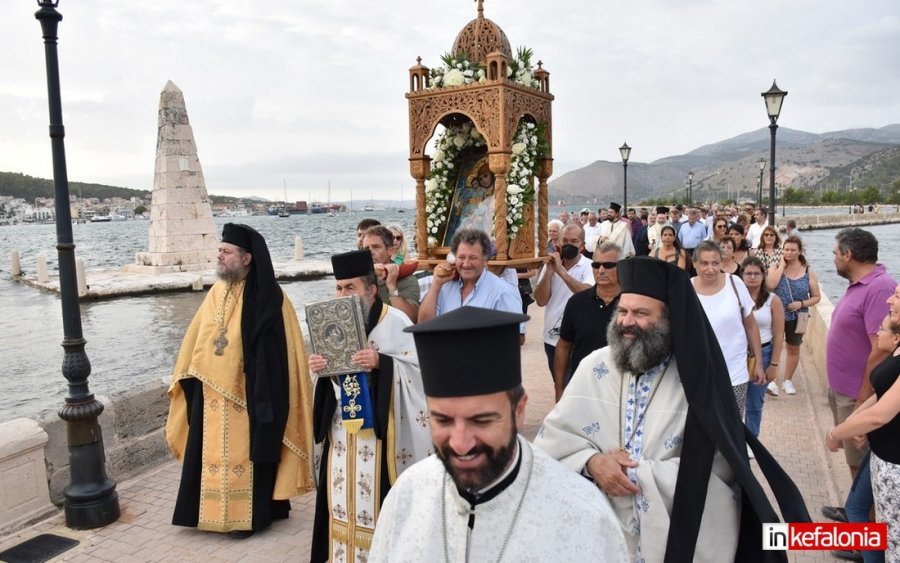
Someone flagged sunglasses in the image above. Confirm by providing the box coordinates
[591,261,617,270]
[393,235,403,241]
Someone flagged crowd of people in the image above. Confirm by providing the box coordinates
[161,204,899,561]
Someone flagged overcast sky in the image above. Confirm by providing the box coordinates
[2,0,898,202]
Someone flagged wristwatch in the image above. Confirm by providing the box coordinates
[390,289,400,297]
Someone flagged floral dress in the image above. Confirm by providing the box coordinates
[757,248,783,271]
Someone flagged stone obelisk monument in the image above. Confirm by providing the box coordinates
[125,81,218,273]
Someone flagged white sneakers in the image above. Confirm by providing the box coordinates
[766,381,797,396]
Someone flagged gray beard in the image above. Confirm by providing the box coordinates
[607,317,672,375]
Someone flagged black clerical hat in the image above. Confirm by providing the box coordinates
[609,202,622,213]
[332,250,374,280]
[222,222,252,250]
[404,307,529,397]
[617,256,674,303]
[656,206,669,215]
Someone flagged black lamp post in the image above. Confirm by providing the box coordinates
[761,80,787,226]
[619,142,631,211]
[35,0,120,529]
[687,171,694,206]
[756,157,766,209]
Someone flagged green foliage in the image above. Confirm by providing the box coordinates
[0,171,149,201]
[133,205,147,215]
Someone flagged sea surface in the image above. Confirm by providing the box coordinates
[0,211,897,423]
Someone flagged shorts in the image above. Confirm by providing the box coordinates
[828,388,866,468]
[783,318,805,347]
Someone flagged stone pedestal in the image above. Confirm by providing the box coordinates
[124,81,218,274]
[0,419,55,532]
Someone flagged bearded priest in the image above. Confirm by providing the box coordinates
[535,257,810,562]
[369,306,628,561]
[166,223,315,538]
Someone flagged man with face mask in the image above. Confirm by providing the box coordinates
[369,307,628,561]
[598,202,635,257]
[534,223,595,382]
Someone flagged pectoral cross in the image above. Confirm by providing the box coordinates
[214,327,228,355]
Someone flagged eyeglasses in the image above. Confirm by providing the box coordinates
[715,224,726,229]
[591,261,617,270]
[763,233,776,237]
[393,235,403,241]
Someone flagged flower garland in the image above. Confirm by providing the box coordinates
[507,47,541,89]
[424,121,546,246]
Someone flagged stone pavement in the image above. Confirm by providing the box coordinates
[0,306,854,562]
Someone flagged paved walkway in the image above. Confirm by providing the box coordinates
[0,307,853,562]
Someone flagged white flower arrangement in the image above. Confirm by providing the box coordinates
[424,122,485,247]
[427,47,541,90]
[424,120,545,246]
[504,121,542,236]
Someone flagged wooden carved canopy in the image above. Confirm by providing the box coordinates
[406,2,554,266]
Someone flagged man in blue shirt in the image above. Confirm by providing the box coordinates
[418,228,524,339]
[677,207,707,254]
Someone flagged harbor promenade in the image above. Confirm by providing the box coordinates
[0,305,855,562]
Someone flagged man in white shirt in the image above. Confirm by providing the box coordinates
[746,209,768,249]
[581,211,603,256]
[534,224,594,381]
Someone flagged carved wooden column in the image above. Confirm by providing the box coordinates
[537,158,553,257]
[489,152,512,260]
[409,157,430,259]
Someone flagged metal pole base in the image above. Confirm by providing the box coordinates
[65,491,120,530]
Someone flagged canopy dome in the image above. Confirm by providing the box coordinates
[451,10,511,64]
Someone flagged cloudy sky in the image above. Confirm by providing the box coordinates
[2,0,898,202]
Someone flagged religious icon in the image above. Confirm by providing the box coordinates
[441,148,495,246]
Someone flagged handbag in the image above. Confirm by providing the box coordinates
[786,269,810,334]
[727,275,756,373]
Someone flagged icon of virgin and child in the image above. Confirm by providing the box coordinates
[441,152,495,246]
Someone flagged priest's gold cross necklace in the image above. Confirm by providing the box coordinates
[441,443,533,563]
[213,281,242,355]
[618,364,667,451]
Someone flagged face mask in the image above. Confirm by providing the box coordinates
[560,244,580,260]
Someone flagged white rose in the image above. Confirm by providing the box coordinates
[509,196,519,205]
[433,149,445,162]
[456,62,463,69]
[511,142,526,155]
[453,134,467,148]
[471,129,482,140]
[506,186,523,195]
[428,236,437,247]
[507,65,513,77]
[446,162,454,169]
[427,219,434,228]
[444,69,465,87]
[431,226,438,234]
[463,60,470,68]
[511,226,519,233]
[527,123,535,129]
[477,69,485,79]
[519,178,529,187]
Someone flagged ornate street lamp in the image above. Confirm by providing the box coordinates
[34,0,120,528]
[619,142,631,211]
[687,171,694,206]
[761,80,787,226]
[756,157,766,209]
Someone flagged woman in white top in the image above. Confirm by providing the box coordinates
[741,257,785,438]
[691,240,766,417]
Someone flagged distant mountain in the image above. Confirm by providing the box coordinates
[550,124,900,205]
[0,171,150,201]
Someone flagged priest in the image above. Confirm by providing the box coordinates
[369,307,628,561]
[535,257,809,562]
[166,223,315,537]
[309,250,430,563]
[598,202,636,256]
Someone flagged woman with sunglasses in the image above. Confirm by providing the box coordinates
[752,225,783,272]
[651,225,687,270]
[742,257,785,443]
[766,235,820,396]
[388,225,408,265]
[709,217,730,243]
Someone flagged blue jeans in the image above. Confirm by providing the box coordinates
[745,342,772,437]
[845,451,883,563]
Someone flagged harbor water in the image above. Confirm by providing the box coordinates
[1,212,898,423]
